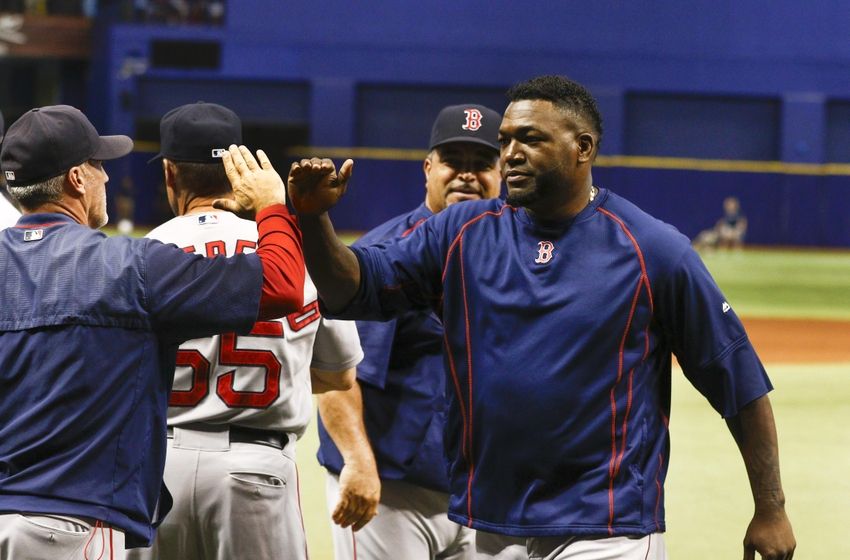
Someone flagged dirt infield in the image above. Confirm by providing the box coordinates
[742,317,850,363]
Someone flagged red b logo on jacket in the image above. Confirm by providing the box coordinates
[535,241,554,264]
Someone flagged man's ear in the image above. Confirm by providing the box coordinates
[163,159,177,189]
[423,153,433,185]
[577,133,596,163]
[65,165,86,197]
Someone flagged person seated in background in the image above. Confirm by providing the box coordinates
[694,195,747,251]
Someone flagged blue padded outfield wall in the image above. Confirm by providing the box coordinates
[85,1,850,247]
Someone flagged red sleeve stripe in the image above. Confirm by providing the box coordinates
[458,233,477,525]
[598,208,654,311]
[401,217,428,238]
[654,452,665,531]
[440,206,516,525]
[443,330,469,460]
[598,207,655,534]
[442,206,514,283]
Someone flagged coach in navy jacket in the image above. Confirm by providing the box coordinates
[287,76,796,560]
[0,106,304,556]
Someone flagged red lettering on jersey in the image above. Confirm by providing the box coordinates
[535,240,554,264]
[286,300,321,332]
[249,320,285,337]
[181,245,196,254]
[462,108,483,131]
[170,350,211,406]
[235,239,257,254]
[205,240,226,257]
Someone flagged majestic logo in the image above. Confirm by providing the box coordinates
[535,240,554,264]
[722,301,731,313]
[211,148,227,158]
[462,108,483,131]
[4,171,15,181]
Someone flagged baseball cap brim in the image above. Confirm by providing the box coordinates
[92,135,134,161]
[431,136,500,152]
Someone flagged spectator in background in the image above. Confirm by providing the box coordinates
[316,104,503,560]
[694,196,748,252]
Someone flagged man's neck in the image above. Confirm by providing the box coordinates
[178,192,232,216]
[525,181,596,223]
[26,200,87,226]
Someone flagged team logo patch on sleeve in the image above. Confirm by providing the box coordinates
[535,240,555,264]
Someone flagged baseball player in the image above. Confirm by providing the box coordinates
[0,109,21,229]
[316,103,503,560]
[125,102,363,560]
[284,75,796,560]
[0,105,305,559]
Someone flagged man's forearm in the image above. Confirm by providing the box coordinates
[318,382,376,469]
[299,213,361,313]
[726,394,786,513]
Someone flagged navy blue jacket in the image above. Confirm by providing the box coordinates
[331,189,772,537]
[0,213,262,547]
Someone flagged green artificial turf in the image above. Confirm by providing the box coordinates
[700,249,850,319]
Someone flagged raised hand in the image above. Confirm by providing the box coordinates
[287,157,354,215]
[214,145,286,219]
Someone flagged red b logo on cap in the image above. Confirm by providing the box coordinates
[462,109,483,131]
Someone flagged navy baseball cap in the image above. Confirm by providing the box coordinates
[0,105,133,187]
[429,104,501,152]
[152,102,242,164]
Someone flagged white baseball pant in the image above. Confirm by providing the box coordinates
[0,513,125,560]
[326,472,474,560]
[474,531,667,560]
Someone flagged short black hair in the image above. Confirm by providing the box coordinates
[507,75,603,142]
[171,161,231,198]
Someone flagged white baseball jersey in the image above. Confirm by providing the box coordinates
[0,195,20,229]
[147,211,363,438]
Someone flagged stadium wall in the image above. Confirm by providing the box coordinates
[86,1,850,246]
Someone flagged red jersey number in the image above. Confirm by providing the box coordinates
[169,302,320,409]
[170,321,284,409]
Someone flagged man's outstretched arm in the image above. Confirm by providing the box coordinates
[725,394,796,560]
[288,158,361,313]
